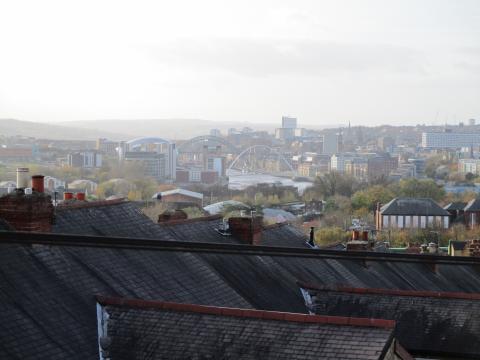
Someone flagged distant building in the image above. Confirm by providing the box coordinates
[0,147,35,162]
[422,131,480,149]
[281,116,297,129]
[389,163,416,180]
[276,116,299,141]
[407,158,426,177]
[96,138,119,155]
[201,145,226,177]
[376,198,450,230]
[345,158,368,179]
[44,176,66,192]
[321,133,340,155]
[153,188,204,207]
[124,152,166,180]
[67,151,102,168]
[123,137,177,181]
[176,168,219,184]
[458,158,480,176]
[275,127,295,141]
[469,119,476,126]
[330,153,356,173]
[209,129,221,137]
[377,136,395,152]
[367,154,398,181]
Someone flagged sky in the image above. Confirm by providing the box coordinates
[0,0,479,127]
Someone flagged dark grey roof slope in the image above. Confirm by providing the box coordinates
[54,201,308,247]
[160,215,309,248]
[464,198,480,212]
[444,202,467,211]
[301,285,480,359]
[0,218,14,231]
[98,297,400,360]
[380,198,449,216]
[2,232,480,358]
[53,200,174,239]
[261,223,309,247]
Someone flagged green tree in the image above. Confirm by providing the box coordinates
[311,172,361,199]
[396,178,445,202]
[351,185,395,211]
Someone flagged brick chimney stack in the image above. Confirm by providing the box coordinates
[228,216,263,245]
[31,175,45,193]
[0,190,54,232]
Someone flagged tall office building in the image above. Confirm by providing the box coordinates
[322,134,340,155]
[281,116,297,129]
[123,137,177,181]
[422,131,480,149]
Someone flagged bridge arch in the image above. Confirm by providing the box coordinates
[177,135,238,153]
[227,145,296,176]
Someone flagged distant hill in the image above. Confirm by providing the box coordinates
[0,119,129,141]
[59,119,332,140]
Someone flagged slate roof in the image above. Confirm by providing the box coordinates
[380,198,449,216]
[97,296,401,360]
[52,199,308,247]
[52,199,175,240]
[0,218,15,231]
[464,198,480,212]
[159,215,310,248]
[300,285,480,359]
[2,232,480,358]
[444,202,467,211]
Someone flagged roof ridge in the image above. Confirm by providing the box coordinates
[56,198,126,210]
[3,231,480,264]
[96,296,395,329]
[298,282,480,301]
[158,214,222,226]
[262,222,290,230]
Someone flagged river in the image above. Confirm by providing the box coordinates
[228,173,313,195]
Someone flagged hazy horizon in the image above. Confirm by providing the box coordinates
[1,0,479,126]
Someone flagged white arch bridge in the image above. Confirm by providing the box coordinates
[227,145,297,177]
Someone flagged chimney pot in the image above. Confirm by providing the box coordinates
[352,230,360,240]
[16,167,29,189]
[64,192,74,200]
[362,231,369,241]
[76,192,86,201]
[31,175,45,193]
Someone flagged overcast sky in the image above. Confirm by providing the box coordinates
[0,0,479,126]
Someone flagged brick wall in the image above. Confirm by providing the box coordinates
[0,193,54,232]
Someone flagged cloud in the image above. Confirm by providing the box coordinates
[151,37,424,77]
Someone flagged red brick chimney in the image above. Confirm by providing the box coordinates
[228,216,263,245]
[31,175,45,193]
[0,190,54,232]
